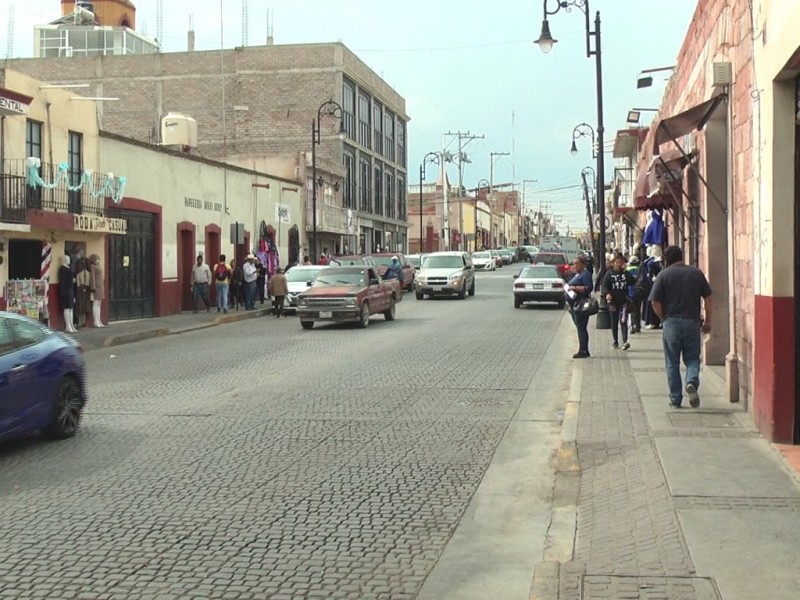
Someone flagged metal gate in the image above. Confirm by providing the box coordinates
[107,210,156,321]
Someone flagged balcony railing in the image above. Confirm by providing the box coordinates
[1,159,107,221]
[305,203,350,234]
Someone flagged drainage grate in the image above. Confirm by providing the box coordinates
[582,575,721,599]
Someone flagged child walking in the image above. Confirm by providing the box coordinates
[602,254,636,350]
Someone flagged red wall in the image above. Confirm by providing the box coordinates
[753,295,796,443]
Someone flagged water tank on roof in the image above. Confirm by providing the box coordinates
[161,113,198,148]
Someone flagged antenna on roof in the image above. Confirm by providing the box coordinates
[5,2,14,60]
[241,0,249,46]
[266,8,274,45]
[156,0,164,51]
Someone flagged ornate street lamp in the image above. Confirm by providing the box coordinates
[475,178,489,251]
[311,100,345,262]
[418,152,441,254]
[535,0,610,328]
[571,122,597,159]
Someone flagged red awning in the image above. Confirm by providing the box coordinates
[653,94,726,152]
[614,205,637,218]
[633,167,675,211]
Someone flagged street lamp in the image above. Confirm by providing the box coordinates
[571,122,597,159]
[536,0,610,328]
[311,100,345,262]
[475,178,489,251]
[419,152,441,254]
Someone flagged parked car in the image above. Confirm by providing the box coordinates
[531,251,571,280]
[330,255,378,268]
[406,254,427,270]
[490,249,503,268]
[471,251,495,271]
[367,253,415,291]
[516,245,539,262]
[414,251,475,300]
[502,247,519,263]
[296,266,402,329]
[513,265,566,309]
[0,312,87,442]
[498,249,514,265]
[284,265,330,312]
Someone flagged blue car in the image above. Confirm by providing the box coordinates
[0,311,87,442]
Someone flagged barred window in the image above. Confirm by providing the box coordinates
[374,162,383,216]
[397,177,406,220]
[384,111,395,162]
[373,102,383,155]
[342,79,356,141]
[358,93,371,149]
[385,171,395,219]
[396,120,406,167]
[343,150,355,209]
[359,157,371,213]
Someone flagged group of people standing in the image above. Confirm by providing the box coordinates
[58,254,105,332]
[190,253,289,318]
[566,245,713,409]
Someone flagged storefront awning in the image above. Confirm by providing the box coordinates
[633,167,674,211]
[652,94,726,152]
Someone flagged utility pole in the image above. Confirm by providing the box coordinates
[444,131,484,251]
[522,179,537,245]
[489,151,510,248]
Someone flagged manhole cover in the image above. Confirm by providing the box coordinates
[582,575,721,599]
[668,412,740,428]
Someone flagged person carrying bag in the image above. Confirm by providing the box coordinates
[564,255,595,358]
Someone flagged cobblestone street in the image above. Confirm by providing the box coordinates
[0,271,569,600]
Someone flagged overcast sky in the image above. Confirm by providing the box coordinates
[4,0,697,231]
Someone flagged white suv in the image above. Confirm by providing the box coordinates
[414,251,475,300]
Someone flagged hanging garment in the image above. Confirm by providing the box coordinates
[642,208,666,246]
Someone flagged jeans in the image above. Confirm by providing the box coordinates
[244,280,257,309]
[192,283,211,311]
[609,303,628,344]
[662,317,702,406]
[571,309,590,355]
[216,283,229,311]
[273,295,285,317]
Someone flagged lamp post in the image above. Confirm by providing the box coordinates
[475,178,489,251]
[581,166,596,264]
[536,0,609,328]
[311,100,345,262]
[419,152,441,254]
[571,122,597,159]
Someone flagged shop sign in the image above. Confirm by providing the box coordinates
[73,214,128,234]
[0,95,30,115]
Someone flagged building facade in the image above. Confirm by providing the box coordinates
[8,41,410,258]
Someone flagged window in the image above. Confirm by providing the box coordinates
[373,102,383,155]
[374,162,383,216]
[0,320,16,355]
[358,93,371,149]
[397,177,406,220]
[396,120,406,167]
[68,131,83,213]
[360,157,372,213]
[8,319,47,348]
[343,150,355,210]
[385,171,395,219]
[26,120,43,208]
[384,111,395,162]
[342,79,356,141]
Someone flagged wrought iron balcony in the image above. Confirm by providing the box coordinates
[305,202,350,234]
[0,159,108,222]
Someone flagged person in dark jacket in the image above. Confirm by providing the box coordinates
[564,255,594,359]
[602,254,636,350]
[58,255,77,333]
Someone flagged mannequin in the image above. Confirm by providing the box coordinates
[641,244,663,329]
[75,259,92,328]
[58,255,77,333]
[89,254,105,327]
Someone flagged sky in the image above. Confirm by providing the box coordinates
[2,0,698,232]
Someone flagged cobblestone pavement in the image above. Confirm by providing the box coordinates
[0,270,565,600]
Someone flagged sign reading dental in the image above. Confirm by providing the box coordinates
[73,214,128,234]
[0,88,33,116]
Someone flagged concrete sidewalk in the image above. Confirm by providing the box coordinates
[65,305,274,350]
[531,324,800,600]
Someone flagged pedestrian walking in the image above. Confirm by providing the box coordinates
[268,267,289,318]
[191,255,213,313]
[626,256,642,334]
[602,254,635,350]
[213,254,231,314]
[242,253,258,310]
[229,258,244,311]
[564,255,593,359]
[255,258,267,305]
[648,245,713,409]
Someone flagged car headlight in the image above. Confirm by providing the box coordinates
[449,273,462,282]
[416,276,426,285]
[345,297,357,306]
[297,297,307,307]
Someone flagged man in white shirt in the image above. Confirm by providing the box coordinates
[242,253,258,310]
[191,254,213,313]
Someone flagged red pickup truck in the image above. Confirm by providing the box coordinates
[368,253,415,291]
[296,266,403,329]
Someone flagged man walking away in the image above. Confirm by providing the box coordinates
[649,245,713,409]
[213,255,231,314]
[268,268,289,318]
[191,255,213,313]
[242,254,259,310]
[602,254,635,350]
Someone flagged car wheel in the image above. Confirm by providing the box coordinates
[415,291,424,300]
[300,320,314,330]
[468,280,475,297]
[359,302,370,328]
[44,377,84,439]
[457,282,466,300]
[384,297,396,321]
[514,296,522,309]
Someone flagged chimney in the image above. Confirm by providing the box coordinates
[188,29,195,52]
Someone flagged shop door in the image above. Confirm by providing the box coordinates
[108,210,156,321]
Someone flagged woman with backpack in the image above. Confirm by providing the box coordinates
[213,255,232,314]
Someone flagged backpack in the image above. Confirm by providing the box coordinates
[215,263,229,282]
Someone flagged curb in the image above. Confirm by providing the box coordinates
[101,328,170,347]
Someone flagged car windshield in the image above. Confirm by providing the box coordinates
[407,256,422,267]
[424,256,463,269]
[473,252,490,259]
[369,256,394,267]
[332,258,362,266]
[532,254,566,265]
[520,267,560,279]
[315,272,365,286]
[286,268,323,282]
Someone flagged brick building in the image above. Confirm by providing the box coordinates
[627,0,800,443]
[8,29,410,258]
